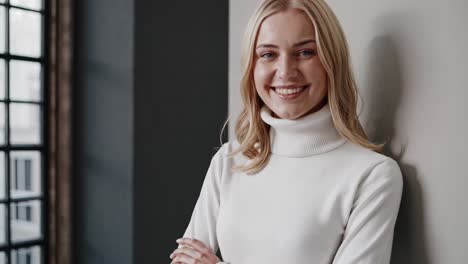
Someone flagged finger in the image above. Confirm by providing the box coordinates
[170,252,201,264]
[177,238,212,256]
[171,246,204,260]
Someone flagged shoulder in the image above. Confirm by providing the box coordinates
[339,141,403,197]
[211,140,245,160]
[327,140,403,197]
[205,141,247,186]
[336,141,398,170]
[216,140,240,153]
[209,140,247,168]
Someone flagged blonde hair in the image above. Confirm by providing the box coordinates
[226,0,384,174]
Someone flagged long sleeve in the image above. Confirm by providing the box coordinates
[178,148,224,255]
[332,158,404,264]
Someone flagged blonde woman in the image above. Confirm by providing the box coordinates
[169,0,403,263]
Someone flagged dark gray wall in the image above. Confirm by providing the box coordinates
[74,0,228,263]
[74,0,134,263]
[133,1,228,263]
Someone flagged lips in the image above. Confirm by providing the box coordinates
[270,85,309,99]
[274,86,305,95]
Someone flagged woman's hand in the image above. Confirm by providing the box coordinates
[169,237,222,264]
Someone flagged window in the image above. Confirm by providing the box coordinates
[15,248,32,264]
[0,0,46,263]
[15,204,32,222]
[14,158,32,191]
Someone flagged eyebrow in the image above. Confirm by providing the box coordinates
[256,39,316,50]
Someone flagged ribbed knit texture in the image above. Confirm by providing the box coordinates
[178,103,403,264]
[260,104,347,157]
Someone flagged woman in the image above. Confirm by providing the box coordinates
[170,0,403,263]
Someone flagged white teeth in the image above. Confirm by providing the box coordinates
[274,87,305,95]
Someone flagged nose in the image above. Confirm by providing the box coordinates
[276,56,298,81]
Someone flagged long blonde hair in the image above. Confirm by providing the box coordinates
[226,0,384,174]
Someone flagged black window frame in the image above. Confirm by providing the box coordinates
[0,0,49,263]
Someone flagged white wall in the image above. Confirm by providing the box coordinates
[229,1,468,263]
[228,0,260,138]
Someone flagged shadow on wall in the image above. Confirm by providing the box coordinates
[363,31,430,264]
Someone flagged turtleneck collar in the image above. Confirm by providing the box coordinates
[260,103,347,157]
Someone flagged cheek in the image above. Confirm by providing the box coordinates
[253,63,272,88]
[303,61,327,84]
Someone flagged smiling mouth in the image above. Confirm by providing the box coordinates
[270,85,309,96]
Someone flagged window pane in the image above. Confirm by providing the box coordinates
[10,200,41,242]
[10,60,41,101]
[9,8,41,58]
[0,59,5,99]
[0,251,5,264]
[10,0,42,11]
[0,205,5,245]
[10,103,41,145]
[0,103,5,145]
[12,246,41,264]
[0,7,5,54]
[0,152,4,199]
[10,151,41,198]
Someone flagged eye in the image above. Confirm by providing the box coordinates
[259,52,276,59]
[298,49,316,57]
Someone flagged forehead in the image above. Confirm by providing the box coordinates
[256,8,316,45]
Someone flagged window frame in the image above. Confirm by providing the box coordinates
[0,0,49,263]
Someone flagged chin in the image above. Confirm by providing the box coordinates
[272,108,305,120]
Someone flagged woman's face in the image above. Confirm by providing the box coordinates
[253,8,328,119]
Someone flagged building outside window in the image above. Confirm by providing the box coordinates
[14,158,32,191]
[15,204,32,222]
[14,248,32,264]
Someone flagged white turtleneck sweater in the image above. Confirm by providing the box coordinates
[179,103,403,264]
